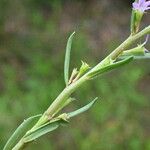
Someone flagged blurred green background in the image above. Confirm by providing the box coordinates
[0,0,150,150]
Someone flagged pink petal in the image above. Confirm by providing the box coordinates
[145,6,150,10]
[145,1,150,6]
[139,0,146,5]
[132,2,139,9]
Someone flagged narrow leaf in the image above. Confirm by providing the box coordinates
[88,56,133,79]
[121,46,145,56]
[64,31,75,85]
[22,98,97,142]
[67,97,98,118]
[3,114,41,150]
[24,119,67,142]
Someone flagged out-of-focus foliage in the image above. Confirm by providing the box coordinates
[0,0,150,150]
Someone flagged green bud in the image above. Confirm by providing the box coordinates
[78,61,90,76]
[57,113,69,122]
[68,68,78,85]
[121,45,145,57]
[71,61,90,83]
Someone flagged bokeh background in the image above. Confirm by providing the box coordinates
[0,0,150,150]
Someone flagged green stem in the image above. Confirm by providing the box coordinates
[110,25,150,59]
[33,75,89,127]
[12,25,150,150]
[89,25,150,73]
[12,139,26,150]
[27,25,150,129]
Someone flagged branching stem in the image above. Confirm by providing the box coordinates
[12,25,150,150]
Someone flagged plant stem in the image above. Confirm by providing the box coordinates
[89,25,150,72]
[31,25,150,128]
[33,75,89,128]
[12,25,150,150]
[12,139,26,150]
[110,25,150,59]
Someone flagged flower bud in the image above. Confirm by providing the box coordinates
[131,9,143,34]
[131,0,150,34]
[122,45,145,56]
[68,68,78,85]
[78,61,90,76]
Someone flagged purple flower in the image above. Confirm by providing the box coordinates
[132,0,150,12]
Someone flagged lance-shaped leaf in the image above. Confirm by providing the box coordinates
[119,49,150,60]
[120,35,149,59]
[22,98,97,142]
[64,31,75,85]
[3,114,41,150]
[121,46,145,57]
[88,56,133,79]
[23,118,68,143]
[67,97,98,118]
